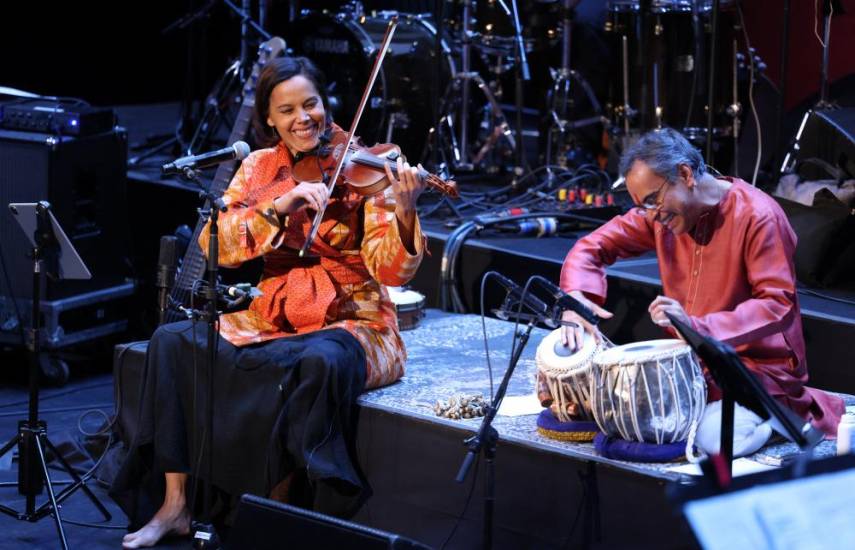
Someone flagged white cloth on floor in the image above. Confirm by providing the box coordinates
[695,400,772,458]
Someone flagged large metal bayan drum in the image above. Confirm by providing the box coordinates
[591,339,706,444]
[535,328,603,422]
[285,11,456,157]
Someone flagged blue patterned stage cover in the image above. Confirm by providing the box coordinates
[358,310,851,480]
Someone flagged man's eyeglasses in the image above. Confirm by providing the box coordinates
[635,179,670,214]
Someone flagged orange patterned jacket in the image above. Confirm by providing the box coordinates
[198,129,425,389]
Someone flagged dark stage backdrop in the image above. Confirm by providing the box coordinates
[2,1,242,106]
[4,1,854,111]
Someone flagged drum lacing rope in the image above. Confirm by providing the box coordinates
[685,420,703,463]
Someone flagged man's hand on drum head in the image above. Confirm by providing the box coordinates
[648,295,689,329]
[559,291,612,352]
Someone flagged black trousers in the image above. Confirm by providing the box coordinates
[111,320,368,527]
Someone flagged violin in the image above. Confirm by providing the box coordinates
[291,130,458,199]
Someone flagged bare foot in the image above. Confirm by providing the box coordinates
[122,502,191,549]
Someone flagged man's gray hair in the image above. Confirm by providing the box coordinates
[618,128,706,183]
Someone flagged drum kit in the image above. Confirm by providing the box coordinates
[536,329,707,447]
[279,0,758,175]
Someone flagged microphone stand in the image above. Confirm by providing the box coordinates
[456,312,536,550]
[181,166,227,549]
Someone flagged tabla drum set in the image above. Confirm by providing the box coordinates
[536,328,707,446]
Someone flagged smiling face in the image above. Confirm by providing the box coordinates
[625,160,702,235]
[266,75,327,155]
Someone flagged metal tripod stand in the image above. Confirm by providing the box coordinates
[543,0,603,176]
[426,0,516,173]
[0,202,110,550]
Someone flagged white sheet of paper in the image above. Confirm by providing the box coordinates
[497,394,543,417]
[684,467,855,550]
[667,458,778,477]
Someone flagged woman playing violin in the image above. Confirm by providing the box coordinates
[115,56,427,548]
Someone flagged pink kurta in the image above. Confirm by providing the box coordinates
[561,178,843,436]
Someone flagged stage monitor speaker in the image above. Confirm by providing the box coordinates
[0,127,129,300]
[226,494,432,550]
[793,108,855,181]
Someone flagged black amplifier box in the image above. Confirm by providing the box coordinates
[0,100,115,137]
[0,127,129,301]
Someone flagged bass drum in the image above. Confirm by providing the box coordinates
[285,11,456,159]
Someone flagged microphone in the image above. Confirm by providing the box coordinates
[156,236,178,325]
[162,141,251,175]
[216,283,253,300]
[528,275,600,326]
[490,272,553,326]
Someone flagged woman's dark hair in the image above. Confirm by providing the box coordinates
[253,56,331,148]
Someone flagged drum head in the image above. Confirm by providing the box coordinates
[388,287,425,310]
[593,339,688,366]
[536,328,597,375]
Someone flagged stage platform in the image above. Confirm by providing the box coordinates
[2,310,852,549]
[352,309,853,550]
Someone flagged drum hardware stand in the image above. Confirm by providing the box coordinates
[543,0,602,183]
[459,0,475,171]
[427,0,515,174]
[430,72,515,174]
[508,0,530,181]
[0,202,110,550]
[613,34,639,152]
[159,0,272,157]
[703,0,722,164]
[778,0,840,177]
[727,39,742,176]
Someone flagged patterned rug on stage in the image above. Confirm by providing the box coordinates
[358,309,854,481]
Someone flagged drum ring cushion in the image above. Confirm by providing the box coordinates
[536,409,599,442]
[593,432,686,462]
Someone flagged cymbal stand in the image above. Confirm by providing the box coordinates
[459,0,475,170]
[543,0,602,182]
[727,38,742,176]
[509,0,529,175]
[817,0,837,109]
[177,0,271,156]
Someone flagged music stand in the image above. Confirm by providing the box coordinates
[0,202,110,550]
[666,313,823,481]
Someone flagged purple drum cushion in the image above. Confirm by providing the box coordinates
[536,409,598,442]
[593,432,686,462]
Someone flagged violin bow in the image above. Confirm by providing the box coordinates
[299,16,399,257]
